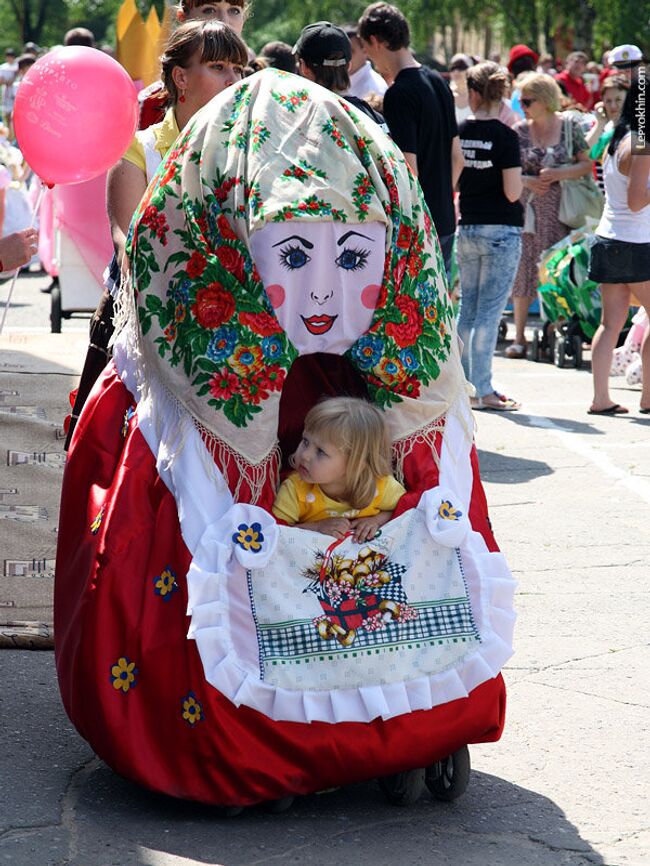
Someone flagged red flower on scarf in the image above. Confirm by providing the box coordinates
[216,245,245,282]
[187,252,207,279]
[396,224,412,249]
[254,365,285,392]
[217,214,238,241]
[192,284,235,328]
[394,376,421,398]
[407,255,423,277]
[385,295,422,348]
[392,257,407,286]
[208,370,240,401]
[239,310,282,336]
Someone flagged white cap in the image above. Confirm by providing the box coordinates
[608,44,643,67]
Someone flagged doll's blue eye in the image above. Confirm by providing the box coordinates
[279,245,310,270]
[336,247,369,271]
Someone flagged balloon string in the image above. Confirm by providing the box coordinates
[0,182,48,336]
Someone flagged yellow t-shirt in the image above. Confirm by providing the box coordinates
[123,107,180,174]
[272,473,406,525]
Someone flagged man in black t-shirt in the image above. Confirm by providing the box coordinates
[358,3,464,279]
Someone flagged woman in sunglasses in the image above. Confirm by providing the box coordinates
[507,73,592,358]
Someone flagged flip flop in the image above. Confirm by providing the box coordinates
[472,393,521,411]
[587,404,629,415]
[640,408,650,414]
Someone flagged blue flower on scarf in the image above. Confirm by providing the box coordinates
[399,347,419,371]
[351,334,383,370]
[262,335,283,360]
[207,327,237,363]
[170,280,191,304]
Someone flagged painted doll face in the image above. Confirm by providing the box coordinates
[250,221,386,355]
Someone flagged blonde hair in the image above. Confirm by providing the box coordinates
[466,60,508,105]
[300,397,392,510]
[518,71,563,113]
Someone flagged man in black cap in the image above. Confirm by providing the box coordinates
[293,21,387,131]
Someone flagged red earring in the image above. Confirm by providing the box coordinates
[179,90,186,103]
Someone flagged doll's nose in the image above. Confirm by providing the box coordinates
[310,289,333,304]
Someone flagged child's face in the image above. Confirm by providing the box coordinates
[250,221,385,356]
[294,430,348,493]
[186,3,246,36]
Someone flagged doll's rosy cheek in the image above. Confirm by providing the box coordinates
[361,283,381,310]
[265,284,286,309]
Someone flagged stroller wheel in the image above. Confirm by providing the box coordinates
[215,805,245,818]
[378,767,425,806]
[531,329,541,363]
[573,335,583,369]
[553,337,566,368]
[498,318,508,343]
[425,745,471,802]
[262,796,295,814]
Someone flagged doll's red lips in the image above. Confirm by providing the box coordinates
[301,315,338,335]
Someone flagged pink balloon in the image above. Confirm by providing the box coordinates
[14,46,139,187]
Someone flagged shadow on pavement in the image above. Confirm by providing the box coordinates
[477,449,553,484]
[58,761,605,866]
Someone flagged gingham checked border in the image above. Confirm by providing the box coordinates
[256,597,479,668]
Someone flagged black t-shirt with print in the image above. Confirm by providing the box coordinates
[382,66,458,237]
[458,118,524,227]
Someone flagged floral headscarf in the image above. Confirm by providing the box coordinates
[125,69,464,470]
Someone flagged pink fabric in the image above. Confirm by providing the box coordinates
[55,172,113,286]
[38,187,57,277]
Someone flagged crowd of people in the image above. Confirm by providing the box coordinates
[1,0,649,419]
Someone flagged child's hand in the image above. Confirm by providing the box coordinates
[350,511,392,543]
[301,518,352,539]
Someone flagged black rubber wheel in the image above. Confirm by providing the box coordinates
[50,281,62,334]
[553,336,565,367]
[425,745,471,802]
[214,805,244,818]
[573,335,583,369]
[262,796,295,813]
[531,329,540,362]
[378,768,425,806]
[498,318,507,344]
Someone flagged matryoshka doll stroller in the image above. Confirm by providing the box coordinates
[55,71,515,810]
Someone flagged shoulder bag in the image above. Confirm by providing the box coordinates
[558,115,604,229]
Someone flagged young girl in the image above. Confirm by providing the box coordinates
[272,397,405,543]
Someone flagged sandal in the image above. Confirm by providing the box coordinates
[505,342,527,359]
[587,403,629,416]
[471,392,521,412]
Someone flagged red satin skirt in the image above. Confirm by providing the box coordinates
[55,364,506,806]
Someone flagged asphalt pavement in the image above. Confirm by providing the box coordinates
[0,271,648,866]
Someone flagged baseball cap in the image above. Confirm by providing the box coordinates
[293,22,352,67]
[608,44,643,68]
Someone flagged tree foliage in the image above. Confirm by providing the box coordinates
[0,0,647,58]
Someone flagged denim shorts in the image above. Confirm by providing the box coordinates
[589,236,650,284]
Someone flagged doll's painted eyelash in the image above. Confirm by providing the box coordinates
[336,246,370,271]
[278,244,311,270]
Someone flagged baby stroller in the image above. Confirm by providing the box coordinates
[531,230,603,368]
[55,72,514,811]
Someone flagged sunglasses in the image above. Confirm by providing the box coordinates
[450,64,468,72]
[520,97,537,107]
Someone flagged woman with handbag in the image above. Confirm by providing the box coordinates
[588,79,650,415]
[506,73,593,358]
